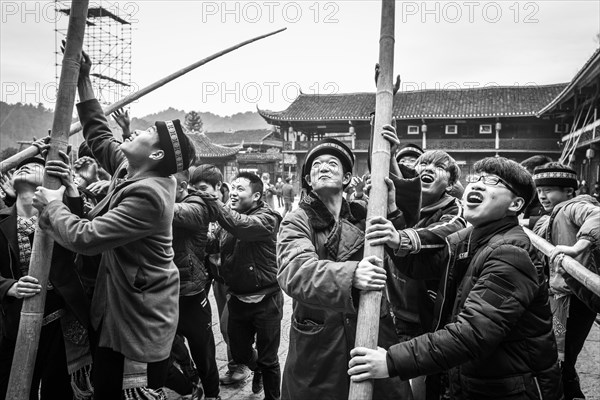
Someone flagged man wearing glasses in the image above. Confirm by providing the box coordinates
[350,156,563,400]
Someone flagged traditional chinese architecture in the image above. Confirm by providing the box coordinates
[205,129,294,180]
[186,132,241,182]
[258,84,567,182]
[538,47,600,188]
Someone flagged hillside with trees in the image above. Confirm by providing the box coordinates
[0,101,270,155]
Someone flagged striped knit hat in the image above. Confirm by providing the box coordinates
[533,164,578,190]
[155,119,191,175]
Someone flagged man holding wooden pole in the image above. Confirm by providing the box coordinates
[6,1,89,398]
[33,51,197,399]
[349,157,563,400]
[276,134,420,400]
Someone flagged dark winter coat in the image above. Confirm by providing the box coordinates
[172,191,213,296]
[386,194,466,336]
[212,200,281,297]
[277,182,421,400]
[39,98,179,363]
[0,201,90,341]
[387,216,563,400]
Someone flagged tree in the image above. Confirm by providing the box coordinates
[0,147,18,162]
[184,110,203,133]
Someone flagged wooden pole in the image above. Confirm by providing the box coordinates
[6,1,89,398]
[0,27,287,174]
[524,227,600,297]
[349,1,395,399]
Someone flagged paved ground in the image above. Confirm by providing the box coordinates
[166,200,600,399]
[167,292,600,400]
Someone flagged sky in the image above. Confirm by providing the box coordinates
[1,0,599,118]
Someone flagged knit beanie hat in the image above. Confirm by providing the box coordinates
[155,119,192,175]
[533,164,578,190]
[303,138,354,177]
[302,138,355,191]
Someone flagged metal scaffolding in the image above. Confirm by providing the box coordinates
[54,1,133,106]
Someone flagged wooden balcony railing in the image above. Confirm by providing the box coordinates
[283,138,560,152]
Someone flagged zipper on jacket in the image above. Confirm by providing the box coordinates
[434,231,471,331]
[533,376,543,399]
[434,244,453,331]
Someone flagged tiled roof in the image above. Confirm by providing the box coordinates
[538,47,600,115]
[258,84,567,122]
[187,133,241,159]
[237,153,282,162]
[205,130,277,146]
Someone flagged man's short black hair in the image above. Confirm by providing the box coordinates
[235,172,264,200]
[174,170,190,184]
[416,150,461,185]
[473,156,535,212]
[285,177,292,183]
[190,164,223,188]
[520,155,553,174]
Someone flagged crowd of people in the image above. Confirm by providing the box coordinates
[0,51,599,400]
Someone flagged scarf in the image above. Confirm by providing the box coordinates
[17,214,94,399]
[16,214,37,276]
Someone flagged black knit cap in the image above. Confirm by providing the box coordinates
[533,165,578,190]
[395,143,424,162]
[155,119,191,175]
[302,138,355,178]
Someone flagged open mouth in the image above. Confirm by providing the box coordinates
[466,191,484,204]
[420,174,434,184]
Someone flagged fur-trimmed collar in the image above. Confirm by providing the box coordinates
[299,192,366,231]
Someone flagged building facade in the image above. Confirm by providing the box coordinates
[538,48,600,188]
[259,84,566,186]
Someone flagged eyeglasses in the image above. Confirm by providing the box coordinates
[466,174,518,195]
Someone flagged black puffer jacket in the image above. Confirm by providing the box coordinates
[387,217,562,400]
[172,191,213,296]
[213,200,281,296]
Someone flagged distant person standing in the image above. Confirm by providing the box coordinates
[275,177,284,208]
[261,173,276,209]
[281,177,295,218]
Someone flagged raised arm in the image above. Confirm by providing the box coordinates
[39,183,170,256]
[211,201,278,241]
[76,50,126,175]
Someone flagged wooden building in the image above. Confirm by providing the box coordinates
[258,84,566,185]
[205,129,290,180]
[187,132,241,183]
[538,47,600,187]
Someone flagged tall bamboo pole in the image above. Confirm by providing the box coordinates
[349,1,395,399]
[6,1,89,398]
[525,227,600,297]
[0,27,287,174]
